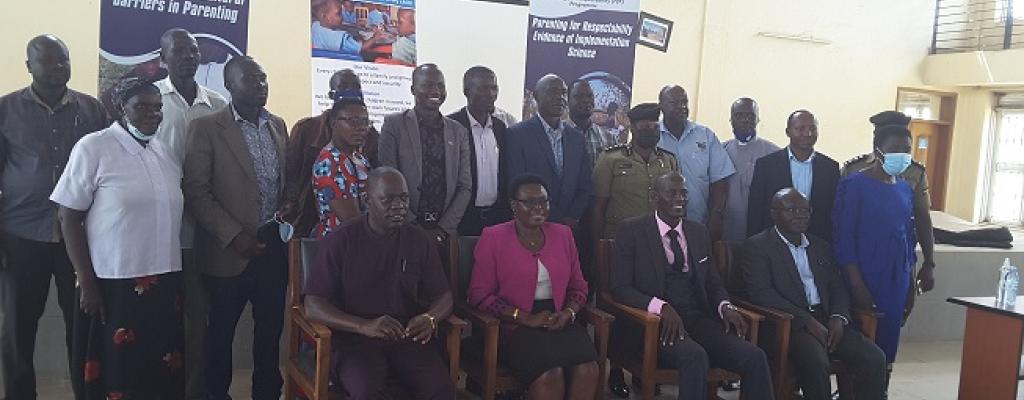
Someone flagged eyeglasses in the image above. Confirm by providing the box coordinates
[515,198,550,209]
[772,207,812,216]
[333,117,371,127]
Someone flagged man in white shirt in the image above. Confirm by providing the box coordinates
[447,66,512,235]
[153,28,228,400]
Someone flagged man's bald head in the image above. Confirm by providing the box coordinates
[411,64,446,111]
[533,74,567,120]
[26,34,68,60]
[770,188,812,235]
[659,85,689,125]
[653,171,688,220]
[412,63,443,87]
[160,29,193,53]
[366,167,410,231]
[25,35,71,90]
[367,166,405,194]
[160,29,200,80]
[654,170,686,193]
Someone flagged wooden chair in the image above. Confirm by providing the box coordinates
[594,239,764,400]
[712,241,881,400]
[450,235,615,400]
[283,238,467,400]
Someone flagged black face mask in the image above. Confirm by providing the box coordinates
[634,129,660,148]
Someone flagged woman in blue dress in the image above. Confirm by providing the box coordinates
[833,119,917,397]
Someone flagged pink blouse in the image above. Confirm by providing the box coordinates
[467,221,589,319]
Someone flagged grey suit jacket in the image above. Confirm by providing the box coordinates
[183,106,288,277]
[741,227,851,330]
[378,109,472,234]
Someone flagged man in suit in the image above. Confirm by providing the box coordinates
[507,74,592,227]
[610,171,773,400]
[447,66,511,236]
[742,188,886,400]
[183,56,291,400]
[747,110,839,242]
[379,64,472,245]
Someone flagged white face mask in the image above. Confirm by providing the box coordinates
[279,221,295,242]
[125,120,153,142]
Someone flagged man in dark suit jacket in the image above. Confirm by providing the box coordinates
[610,171,772,400]
[747,110,839,242]
[742,188,885,400]
[506,74,591,226]
[182,56,291,400]
[447,66,511,235]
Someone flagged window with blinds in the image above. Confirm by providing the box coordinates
[986,92,1024,224]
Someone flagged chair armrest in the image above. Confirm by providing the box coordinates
[441,314,468,330]
[457,305,501,330]
[292,305,333,340]
[732,299,794,321]
[851,307,882,339]
[732,305,764,345]
[579,303,615,326]
[598,293,660,326]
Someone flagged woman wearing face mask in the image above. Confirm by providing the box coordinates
[832,114,917,397]
[51,77,184,399]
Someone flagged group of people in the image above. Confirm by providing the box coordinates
[0,28,937,400]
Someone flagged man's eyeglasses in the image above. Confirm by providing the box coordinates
[515,198,550,210]
[334,117,371,127]
[773,207,812,216]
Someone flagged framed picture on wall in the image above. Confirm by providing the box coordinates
[638,12,673,52]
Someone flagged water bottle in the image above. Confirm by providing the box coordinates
[996,258,1019,308]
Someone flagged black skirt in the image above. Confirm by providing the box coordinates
[501,300,598,386]
[71,271,184,400]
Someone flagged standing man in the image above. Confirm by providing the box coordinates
[742,188,886,400]
[566,80,618,167]
[657,85,735,241]
[447,66,511,236]
[379,64,472,246]
[183,56,291,400]
[747,110,839,242]
[285,69,379,238]
[610,172,774,400]
[0,34,107,400]
[842,111,937,295]
[722,98,779,245]
[507,74,592,227]
[153,29,229,400]
[591,103,678,242]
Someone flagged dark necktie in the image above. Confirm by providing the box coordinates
[667,230,686,271]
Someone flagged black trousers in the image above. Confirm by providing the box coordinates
[789,319,886,400]
[0,234,76,400]
[657,316,773,400]
[204,241,287,400]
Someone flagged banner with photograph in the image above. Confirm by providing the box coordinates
[522,0,640,136]
[310,0,416,128]
[99,0,251,114]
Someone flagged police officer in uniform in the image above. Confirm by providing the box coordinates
[841,111,938,304]
[591,103,678,398]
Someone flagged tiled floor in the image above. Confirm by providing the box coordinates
[20,341,1015,400]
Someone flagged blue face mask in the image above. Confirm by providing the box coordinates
[879,151,912,176]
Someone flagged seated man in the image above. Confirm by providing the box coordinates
[742,188,886,400]
[303,167,456,399]
[610,171,773,400]
[312,0,382,55]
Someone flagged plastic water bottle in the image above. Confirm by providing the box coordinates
[996,258,1019,308]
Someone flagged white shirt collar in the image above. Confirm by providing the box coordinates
[156,77,213,107]
[467,110,492,129]
[774,226,809,249]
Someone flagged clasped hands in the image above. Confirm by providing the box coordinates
[658,304,748,347]
[359,314,436,344]
[519,309,575,330]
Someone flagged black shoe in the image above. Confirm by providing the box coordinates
[609,370,630,398]
[721,380,741,391]
[632,376,662,396]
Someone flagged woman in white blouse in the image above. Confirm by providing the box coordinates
[52,78,184,399]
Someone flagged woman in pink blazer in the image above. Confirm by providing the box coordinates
[468,173,599,400]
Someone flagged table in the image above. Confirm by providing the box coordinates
[948,296,1024,399]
